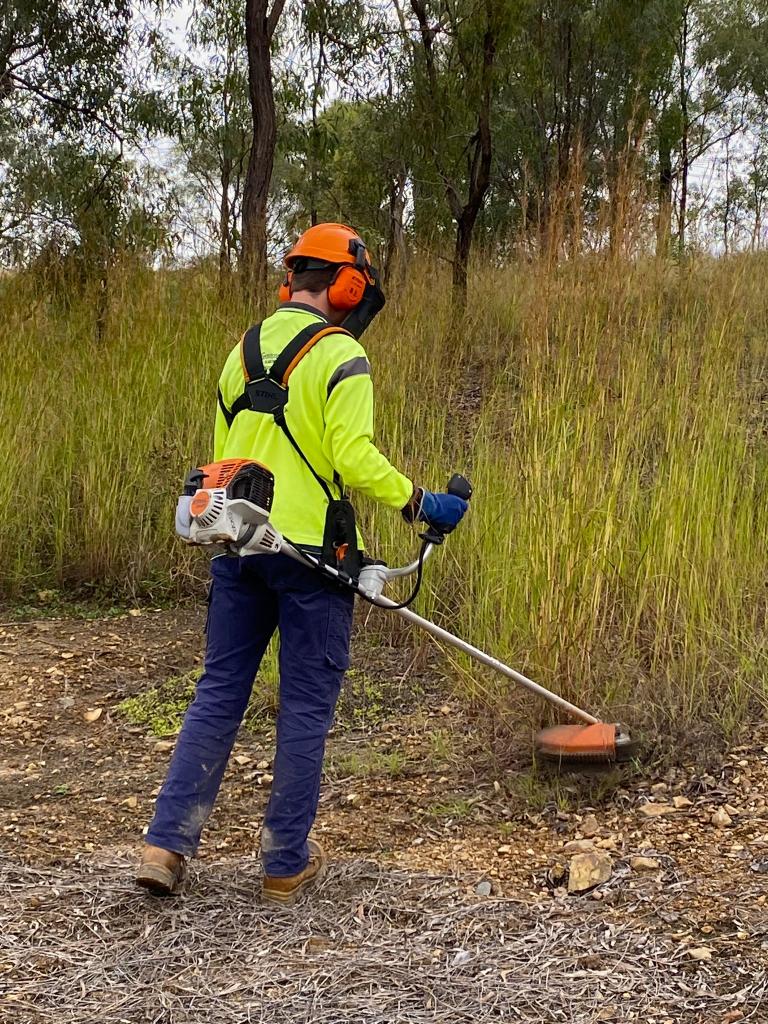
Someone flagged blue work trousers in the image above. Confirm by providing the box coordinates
[146,552,354,876]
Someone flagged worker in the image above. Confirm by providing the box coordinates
[136,223,468,905]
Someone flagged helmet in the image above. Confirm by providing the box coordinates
[279,222,373,311]
[284,222,369,270]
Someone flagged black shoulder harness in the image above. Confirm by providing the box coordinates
[220,322,353,502]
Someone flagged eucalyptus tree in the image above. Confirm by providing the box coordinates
[174,0,251,281]
[0,0,170,270]
[394,0,514,313]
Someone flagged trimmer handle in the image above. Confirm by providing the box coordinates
[447,473,473,502]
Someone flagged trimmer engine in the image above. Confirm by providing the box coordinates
[180,459,283,555]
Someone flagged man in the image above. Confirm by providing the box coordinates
[137,223,467,905]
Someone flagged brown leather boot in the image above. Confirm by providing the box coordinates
[136,844,187,896]
[262,839,327,907]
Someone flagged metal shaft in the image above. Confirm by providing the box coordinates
[281,539,599,726]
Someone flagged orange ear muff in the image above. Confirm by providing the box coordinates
[278,271,293,303]
[327,265,368,310]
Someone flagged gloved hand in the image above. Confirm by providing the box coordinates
[417,488,468,533]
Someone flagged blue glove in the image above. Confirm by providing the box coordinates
[418,489,468,532]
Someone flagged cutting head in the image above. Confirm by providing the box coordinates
[535,722,638,766]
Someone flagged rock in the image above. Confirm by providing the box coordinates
[496,844,512,855]
[475,880,492,897]
[750,859,768,874]
[233,754,251,766]
[711,808,732,828]
[631,856,661,872]
[563,839,595,854]
[581,814,600,838]
[650,782,668,794]
[155,740,174,752]
[638,802,675,817]
[596,837,618,850]
[673,795,693,809]
[567,851,612,893]
[688,947,713,961]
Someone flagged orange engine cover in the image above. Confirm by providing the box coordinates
[198,459,262,490]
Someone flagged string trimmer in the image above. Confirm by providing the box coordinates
[177,460,637,767]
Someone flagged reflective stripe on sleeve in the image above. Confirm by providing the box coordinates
[327,356,371,397]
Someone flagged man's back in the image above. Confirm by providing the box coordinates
[215,302,412,547]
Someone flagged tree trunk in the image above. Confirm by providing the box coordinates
[410,0,496,316]
[657,135,673,257]
[677,2,690,256]
[383,170,407,287]
[452,210,476,315]
[219,158,232,286]
[454,17,495,314]
[722,138,731,255]
[241,0,285,312]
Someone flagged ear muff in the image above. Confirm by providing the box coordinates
[278,271,293,303]
[327,264,368,310]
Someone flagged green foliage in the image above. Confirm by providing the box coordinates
[0,1,172,271]
[336,668,391,730]
[118,670,200,737]
[117,647,280,737]
[428,796,474,820]
[329,747,408,780]
[167,0,252,268]
[274,96,410,264]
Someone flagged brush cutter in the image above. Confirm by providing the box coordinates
[177,459,637,767]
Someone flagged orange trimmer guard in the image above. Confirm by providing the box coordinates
[535,722,619,764]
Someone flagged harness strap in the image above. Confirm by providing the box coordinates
[227,320,353,503]
[240,323,266,383]
[271,325,352,385]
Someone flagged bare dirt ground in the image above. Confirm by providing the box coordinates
[1,609,767,1022]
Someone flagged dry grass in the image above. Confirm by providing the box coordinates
[1,853,765,1022]
[2,254,768,737]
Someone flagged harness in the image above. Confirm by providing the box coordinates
[218,320,354,502]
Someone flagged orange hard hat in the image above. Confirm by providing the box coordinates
[284,222,369,270]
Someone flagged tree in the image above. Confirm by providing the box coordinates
[273,95,412,282]
[398,0,508,313]
[174,0,251,284]
[0,0,170,271]
[241,0,286,310]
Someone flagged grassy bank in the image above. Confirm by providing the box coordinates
[2,255,767,737]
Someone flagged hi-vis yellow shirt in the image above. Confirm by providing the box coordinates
[214,304,413,547]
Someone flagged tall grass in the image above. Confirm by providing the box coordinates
[2,255,767,736]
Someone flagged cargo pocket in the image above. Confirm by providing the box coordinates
[325,593,354,672]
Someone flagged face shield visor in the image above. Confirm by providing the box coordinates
[341,237,385,338]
